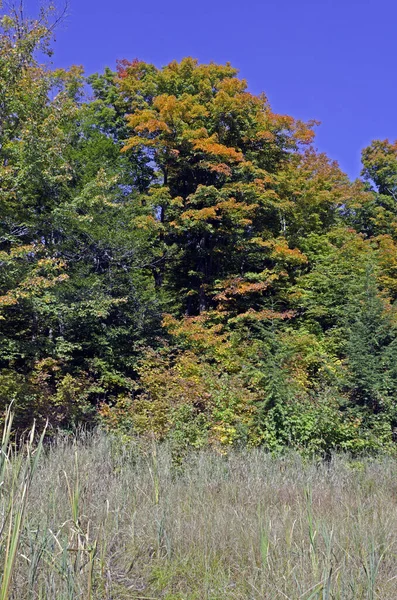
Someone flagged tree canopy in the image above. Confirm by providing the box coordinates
[2,5,397,454]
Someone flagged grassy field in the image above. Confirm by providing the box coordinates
[1,419,397,599]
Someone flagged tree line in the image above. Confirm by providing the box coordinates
[2,6,397,453]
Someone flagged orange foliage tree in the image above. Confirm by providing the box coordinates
[119,57,323,316]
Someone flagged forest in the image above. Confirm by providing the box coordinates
[2,4,397,456]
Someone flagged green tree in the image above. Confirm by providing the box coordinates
[345,269,397,416]
[347,139,397,238]
[0,6,160,427]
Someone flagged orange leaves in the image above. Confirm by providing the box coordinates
[259,238,308,266]
[172,195,260,232]
[162,313,232,360]
[0,269,69,311]
[214,277,272,303]
[248,236,307,270]
[163,312,225,343]
[216,77,248,96]
[193,135,244,162]
[118,56,330,319]
[119,58,318,215]
[116,58,140,79]
[120,57,315,172]
[216,197,257,213]
[123,108,171,151]
[268,113,317,146]
[255,130,276,143]
[123,92,212,155]
[135,118,171,135]
[271,113,295,129]
[202,162,232,177]
[0,293,18,309]
[213,271,283,314]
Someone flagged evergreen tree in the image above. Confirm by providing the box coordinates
[345,268,397,421]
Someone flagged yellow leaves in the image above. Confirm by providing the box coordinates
[37,258,67,269]
[269,112,295,130]
[181,206,218,222]
[152,94,179,116]
[211,423,237,446]
[216,77,247,95]
[293,119,318,144]
[248,236,307,268]
[1,15,14,30]
[230,308,295,323]
[154,93,209,122]
[263,111,317,150]
[0,244,35,262]
[372,235,397,295]
[278,328,326,390]
[128,107,169,131]
[277,150,362,226]
[119,57,320,217]
[128,395,171,439]
[123,109,171,152]
[163,313,228,352]
[174,194,259,230]
[53,65,85,97]
[0,272,69,310]
[121,135,147,152]
[224,180,279,208]
[361,139,397,190]
[170,196,184,207]
[123,93,211,155]
[184,126,208,141]
[124,344,214,440]
[134,215,163,231]
[0,251,69,313]
[123,131,166,153]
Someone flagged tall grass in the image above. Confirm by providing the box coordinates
[0,423,397,598]
[0,407,46,600]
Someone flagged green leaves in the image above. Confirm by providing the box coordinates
[1,4,397,453]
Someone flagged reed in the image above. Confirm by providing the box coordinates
[0,421,396,599]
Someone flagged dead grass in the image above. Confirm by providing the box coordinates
[1,429,397,599]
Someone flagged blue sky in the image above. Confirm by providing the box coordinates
[24,0,397,179]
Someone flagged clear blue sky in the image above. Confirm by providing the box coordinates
[24,0,397,179]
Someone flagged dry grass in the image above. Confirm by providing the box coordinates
[1,428,397,599]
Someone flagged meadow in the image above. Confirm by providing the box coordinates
[1,412,397,600]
